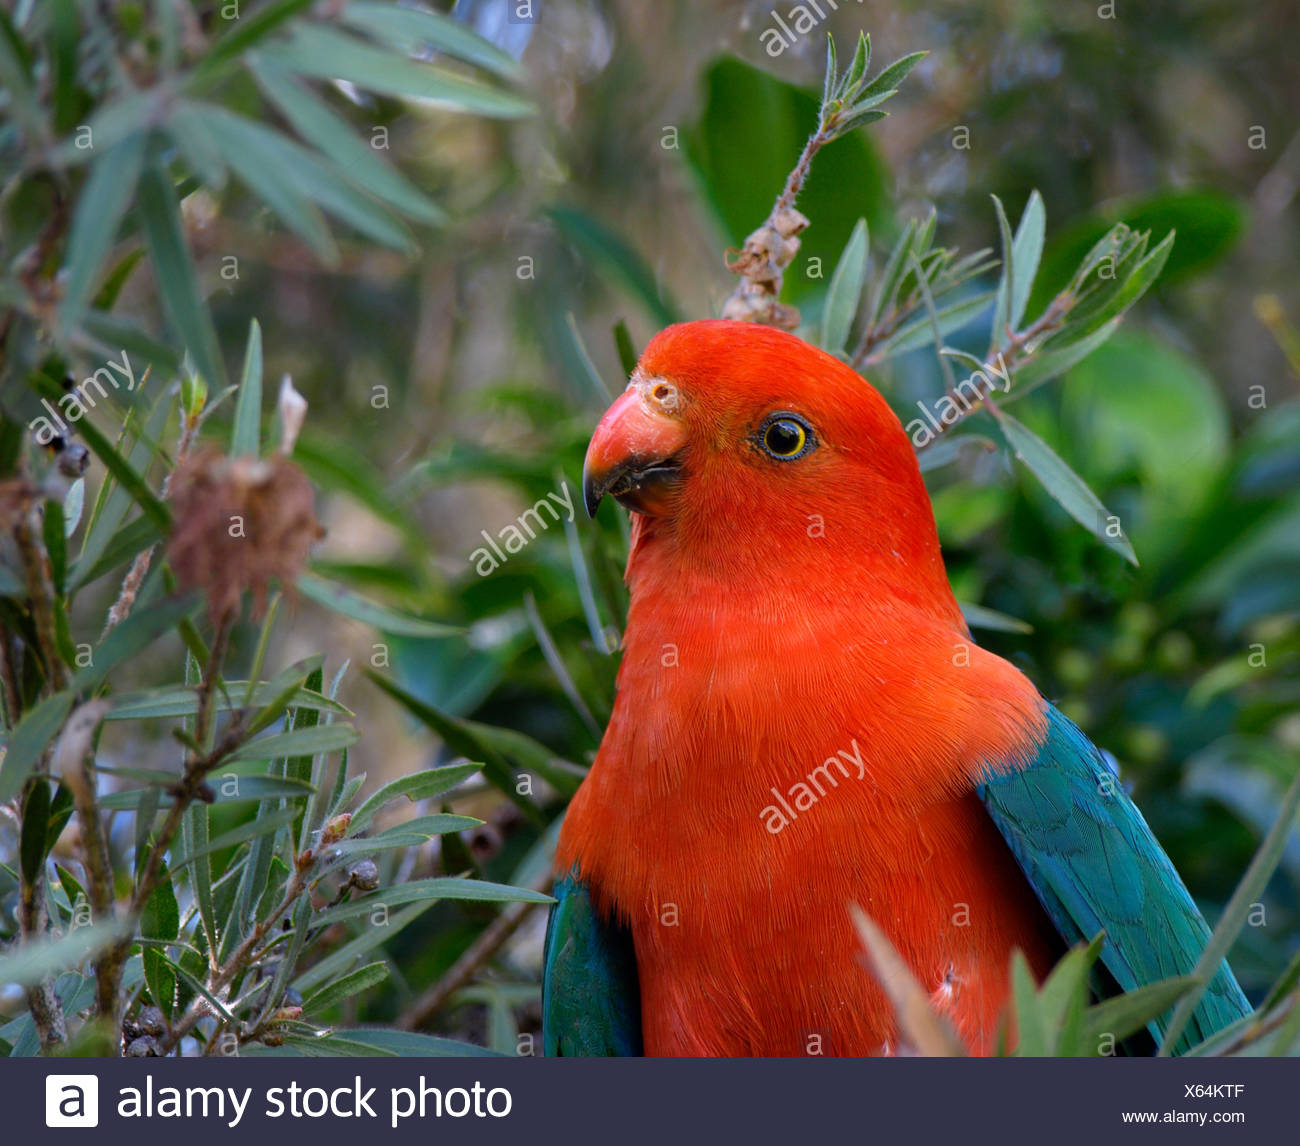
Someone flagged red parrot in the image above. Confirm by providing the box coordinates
[541,320,1248,1056]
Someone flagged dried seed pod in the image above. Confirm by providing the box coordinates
[347,859,380,891]
[136,1006,166,1036]
[125,1035,161,1056]
[166,449,324,623]
[772,205,810,238]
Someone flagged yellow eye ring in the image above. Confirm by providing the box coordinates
[761,416,812,460]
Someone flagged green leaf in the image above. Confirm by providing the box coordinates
[47,0,79,131]
[561,312,616,405]
[0,921,126,990]
[141,862,180,1015]
[97,774,314,811]
[46,783,75,860]
[366,670,573,814]
[170,807,298,869]
[855,50,928,105]
[865,218,916,334]
[349,762,481,835]
[958,601,1033,635]
[0,693,75,802]
[821,218,868,353]
[243,658,321,738]
[1158,758,1300,1054]
[0,7,41,137]
[194,0,316,80]
[265,24,532,119]
[253,894,312,1029]
[291,901,435,994]
[19,779,52,886]
[76,310,184,383]
[341,1,524,82]
[1059,231,1175,345]
[996,410,1138,565]
[63,479,85,539]
[59,134,147,336]
[916,433,996,473]
[548,207,680,328]
[839,32,869,97]
[1085,977,1198,1050]
[228,723,359,763]
[297,571,458,638]
[204,107,412,254]
[612,319,638,377]
[1026,189,1245,315]
[868,290,994,360]
[998,190,1045,331]
[204,115,336,262]
[989,193,1016,349]
[73,416,170,536]
[70,390,173,590]
[230,320,262,459]
[182,803,216,950]
[251,1027,499,1057]
[168,102,229,189]
[1011,951,1049,1056]
[1002,317,1122,403]
[107,682,347,722]
[42,500,67,596]
[821,32,839,105]
[250,61,444,226]
[1060,330,1230,564]
[330,813,481,856]
[137,160,227,390]
[1032,937,1100,1055]
[687,56,893,302]
[312,877,551,928]
[301,961,389,1017]
[72,593,199,692]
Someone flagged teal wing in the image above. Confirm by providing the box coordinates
[978,704,1251,1054]
[542,873,642,1056]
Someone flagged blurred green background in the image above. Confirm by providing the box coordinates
[2,0,1298,1050]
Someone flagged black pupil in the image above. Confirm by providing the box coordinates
[766,420,802,455]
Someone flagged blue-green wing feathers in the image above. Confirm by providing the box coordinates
[979,704,1251,1053]
[542,873,642,1056]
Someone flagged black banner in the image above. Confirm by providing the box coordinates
[2,1057,1290,1144]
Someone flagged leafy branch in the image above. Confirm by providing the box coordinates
[722,33,925,328]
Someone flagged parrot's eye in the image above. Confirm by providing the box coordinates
[758,414,815,460]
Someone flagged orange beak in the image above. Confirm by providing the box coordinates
[582,382,687,517]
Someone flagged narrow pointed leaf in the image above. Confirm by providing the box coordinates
[821,218,868,352]
[341,1,524,82]
[990,193,1016,349]
[349,762,481,835]
[1005,190,1045,329]
[228,723,359,763]
[137,161,227,389]
[265,24,532,119]
[59,135,147,335]
[997,411,1138,565]
[297,571,458,637]
[251,61,444,225]
[232,319,262,458]
[1158,759,1300,1055]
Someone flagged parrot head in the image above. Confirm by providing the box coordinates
[582,319,959,615]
